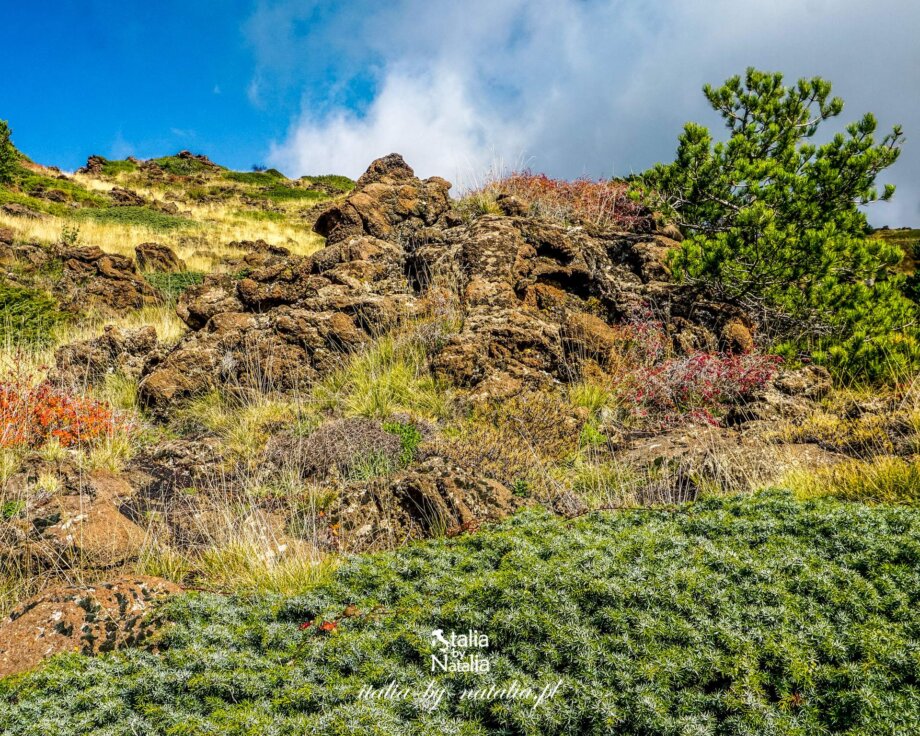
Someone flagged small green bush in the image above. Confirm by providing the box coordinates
[0,281,65,346]
[78,206,192,231]
[144,270,204,302]
[4,493,920,734]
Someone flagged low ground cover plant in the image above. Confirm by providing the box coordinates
[3,493,920,734]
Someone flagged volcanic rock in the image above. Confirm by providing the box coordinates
[51,324,163,388]
[55,246,158,314]
[135,242,186,273]
[0,576,179,677]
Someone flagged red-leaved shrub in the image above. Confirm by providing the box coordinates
[476,171,651,231]
[595,312,781,428]
[633,352,782,427]
[0,377,124,449]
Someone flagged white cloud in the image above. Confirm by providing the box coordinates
[269,66,530,184]
[253,0,920,224]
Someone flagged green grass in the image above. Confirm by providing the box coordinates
[224,170,287,185]
[0,186,68,216]
[259,184,331,202]
[99,158,140,176]
[4,492,920,734]
[14,171,109,207]
[77,205,193,231]
[784,456,920,504]
[303,174,356,192]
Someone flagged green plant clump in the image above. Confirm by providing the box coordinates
[224,169,287,185]
[99,158,139,176]
[0,281,66,346]
[383,420,423,466]
[144,270,205,302]
[152,155,223,177]
[4,492,920,734]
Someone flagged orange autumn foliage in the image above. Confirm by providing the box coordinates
[0,378,124,449]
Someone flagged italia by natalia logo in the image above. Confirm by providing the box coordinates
[430,628,491,673]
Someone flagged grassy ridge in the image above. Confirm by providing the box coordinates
[3,492,920,735]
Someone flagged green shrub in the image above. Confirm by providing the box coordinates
[644,68,918,382]
[78,206,192,231]
[0,281,65,346]
[144,270,204,302]
[4,493,920,734]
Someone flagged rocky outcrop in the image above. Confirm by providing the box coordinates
[77,155,106,175]
[1,468,147,571]
[109,186,146,206]
[135,242,186,273]
[54,246,158,314]
[313,152,455,245]
[0,576,179,677]
[50,324,163,388]
[139,153,749,412]
[328,457,521,549]
[0,203,46,219]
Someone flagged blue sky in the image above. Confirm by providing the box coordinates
[2,0,918,225]
[1,1,291,171]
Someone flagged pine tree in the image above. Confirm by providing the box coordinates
[644,68,917,381]
[0,120,18,184]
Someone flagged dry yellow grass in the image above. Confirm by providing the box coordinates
[0,205,324,271]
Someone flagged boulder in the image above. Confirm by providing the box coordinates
[109,187,146,207]
[50,324,162,388]
[0,203,46,220]
[314,153,453,245]
[0,576,179,677]
[134,242,186,273]
[330,457,522,549]
[55,246,158,314]
[21,471,146,569]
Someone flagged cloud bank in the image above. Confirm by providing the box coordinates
[251,0,920,225]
